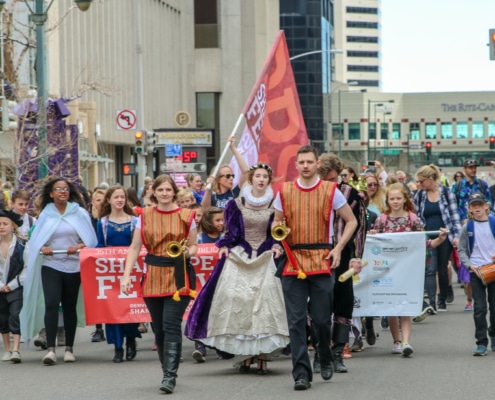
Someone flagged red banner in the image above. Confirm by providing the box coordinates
[80,245,219,325]
[231,30,308,193]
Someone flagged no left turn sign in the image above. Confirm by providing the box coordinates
[116,109,137,130]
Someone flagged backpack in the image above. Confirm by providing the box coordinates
[466,215,495,254]
[454,179,488,204]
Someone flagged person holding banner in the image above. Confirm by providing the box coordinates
[20,177,97,365]
[372,183,447,357]
[272,146,357,390]
[96,186,141,363]
[185,162,289,375]
[121,174,197,394]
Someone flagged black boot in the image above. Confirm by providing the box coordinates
[156,343,164,366]
[160,342,181,394]
[332,322,350,374]
[126,337,137,361]
[332,345,348,373]
[312,349,321,373]
[113,347,124,363]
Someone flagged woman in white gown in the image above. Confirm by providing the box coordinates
[185,163,289,374]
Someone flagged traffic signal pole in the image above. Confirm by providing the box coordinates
[134,0,146,186]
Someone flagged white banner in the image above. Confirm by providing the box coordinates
[352,231,426,317]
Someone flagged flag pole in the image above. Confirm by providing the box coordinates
[206,113,245,190]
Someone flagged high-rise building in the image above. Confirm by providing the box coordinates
[333,0,382,92]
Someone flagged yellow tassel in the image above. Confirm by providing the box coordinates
[172,291,181,301]
[297,270,307,280]
[189,289,197,299]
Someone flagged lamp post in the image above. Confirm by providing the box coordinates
[289,49,343,61]
[9,0,94,179]
[367,99,395,161]
[337,81,358,158]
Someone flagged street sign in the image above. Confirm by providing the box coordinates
[166,144,182,157]
[116,109,137,130]
[382,149,400,155]
[409,144,423,150]
[156,130,212,146]
[160,162,206,173]
[165,158,183,171]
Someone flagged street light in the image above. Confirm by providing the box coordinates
[13,0,94,179]
[367,99,395,161]
[289,49,343,61]
[336,81,358,158]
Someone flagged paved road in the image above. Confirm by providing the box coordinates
[1,285,492,400]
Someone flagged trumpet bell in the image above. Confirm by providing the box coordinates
[271,220,289,241]
[166,238,188,258]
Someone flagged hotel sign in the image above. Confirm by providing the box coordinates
[442,103,495,112]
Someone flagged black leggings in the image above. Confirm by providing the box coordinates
[41,266,81,348]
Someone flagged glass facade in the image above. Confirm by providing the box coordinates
[441,122,453,139]
[472,122,484,138]
[425,123,437,139]
[456,122,468,139]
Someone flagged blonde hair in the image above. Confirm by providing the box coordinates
[384,183,415,214]
[416,164,440,182]
[364,173,385,214]
[177,188,195,203]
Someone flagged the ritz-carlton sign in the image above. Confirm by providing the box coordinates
[442,103,495,112]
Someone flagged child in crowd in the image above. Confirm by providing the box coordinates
[198,207,224,244]
[0,210,26,363]
[177,188,196,209]
[372,183,446,357]
[10,190,36,240]
[457,192,495,356]
[189,204,203,233]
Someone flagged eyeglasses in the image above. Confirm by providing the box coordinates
[367,183,378,188]
[53,187,69,192]
[340,174,348,178]
[219,174,235,179]
[416,177,430,184]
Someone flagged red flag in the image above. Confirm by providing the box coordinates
[231,31,308,193]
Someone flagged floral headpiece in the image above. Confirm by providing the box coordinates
[249,163,273,173]
[348,177,368,193]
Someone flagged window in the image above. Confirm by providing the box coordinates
[489,122,495,137]
[194,0,219,48]
[409,123,420,140]
[391,123,400,140]
[353,80,380,87]
[380,123,389,140]
[440,122,453,139]
[472,122,484,138]
[346,21,379,29]
[346,7,378,14]
[332,124,343,141]
[347,51,379,58]
[196,92,219,168]
[369,123,376,140]
[348,123,361,140]
[456,122,468,139]
[425,123,436,139]
[346,36,379,43]
[347,65,379,72]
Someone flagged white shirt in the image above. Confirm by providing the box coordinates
[0,236,24,290]
[43,220,82,273]
[471,220,495,267]
[274,178,347,244]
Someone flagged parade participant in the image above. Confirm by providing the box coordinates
[177,188,196,209]
[198,207,224,244]
[414,164,461,312]
[96,186,141,363]
[121,174,197,394]
[372,183,447,357]
[0,210,26,364]
[201,137,249,209]
[457,193,495,356]
[20,177,97,365]
[318,153,366,373]
[186,173,205,204]
[272,145,357,390]
[188,204,203,231]
[186,163,289,375]
[10,190,36,240]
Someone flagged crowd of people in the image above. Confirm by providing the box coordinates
[1,142,495,394]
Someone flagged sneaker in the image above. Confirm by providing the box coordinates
[351,337,364,352]
[192,349,206,363]
[381,316,389,329]
[413,306,433,323]
[34,329,48,350]
[392,342,403,354]
[42,350,57,365]
[464,303,473,311]
[366,327,376,346]
[1,351,11,361]
[91,329,105,342]
[427,305,437,315]
[446,286,454,303]
[342,343,352,359]
[437,302,447,312]
[402,343,414,357]
[64,351,76,362]
[10,351,21,363]
[473,345,487,356]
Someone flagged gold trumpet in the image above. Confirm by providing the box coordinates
[166,239,189,258]
[271,219,289,241]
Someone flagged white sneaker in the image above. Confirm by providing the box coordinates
[64,351,76,362]
[391,342,403,354]
[402,343,414,357]
[1,351,11,361]
[10,351,21,363]
[42,350,57,365]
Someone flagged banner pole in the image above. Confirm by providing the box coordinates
[206,113,245,190]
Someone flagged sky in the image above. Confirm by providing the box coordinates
[381,0,495,93]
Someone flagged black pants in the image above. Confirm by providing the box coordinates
[41,266,81,348]
[144,296,189,344]
[333,245,354,320]
[282,274,333,382]
[434,239,453,304]
[0,289,23,334]
[471,272,495,347]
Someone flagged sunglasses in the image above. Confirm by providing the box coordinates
[367,183,378,188]
[219,174,235,179]
[53,187,69,192]
[340,174,348,178]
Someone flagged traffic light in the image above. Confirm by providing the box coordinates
[146,131,156,153]
[425,141,432,155]
[489,29,495,60]
[490,136,495,149]
[134,131,145,154]
[122,163,136,175]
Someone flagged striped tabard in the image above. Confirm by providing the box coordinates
[280,180,336,276]
[140,207,194,297]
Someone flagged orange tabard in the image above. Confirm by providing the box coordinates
[140,207,194,297]
[280,180,336,275]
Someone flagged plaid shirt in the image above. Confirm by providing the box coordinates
[413,185,461,243]
[451,177,494,222]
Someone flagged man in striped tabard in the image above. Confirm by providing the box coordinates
[272,146,357,391]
